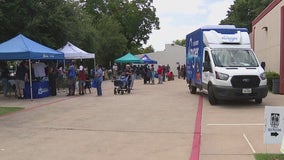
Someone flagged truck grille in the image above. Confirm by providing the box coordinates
[231,75,260,88]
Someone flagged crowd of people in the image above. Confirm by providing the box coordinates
[62,62,104,97]
[0,60,186,99]
[111,63,185,87]
[0,60,105,98]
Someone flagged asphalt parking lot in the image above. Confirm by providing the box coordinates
[0,78,283,160]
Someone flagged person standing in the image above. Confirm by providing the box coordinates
[177,64,181,79]
[112,63,118,81]
[157,64,163,84]
[48,65,57,96]
[56,63,64,91]
[84,75,91,94]
[146,66,151,84]
[1,62,10,97]
[78,65,86,95]
[182,64,186,80]
[15,61,28,99]
[125,64,135,89]
[143,64,149,84]
[125,64,133,89]
[162,65,166,82]
[94,65,103,96]
[67,62,76,96]
[150,64,155,84]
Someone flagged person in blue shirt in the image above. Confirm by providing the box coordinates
[67,62,76,96]
[94,65,103,96]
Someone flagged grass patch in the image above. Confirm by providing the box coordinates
[255,153,284,160]
[0,107,23,116]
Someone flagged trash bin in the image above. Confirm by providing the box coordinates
[272,78,280,94]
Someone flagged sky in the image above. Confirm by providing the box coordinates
[145,0,235,51]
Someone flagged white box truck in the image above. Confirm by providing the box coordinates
[186,25,268,105]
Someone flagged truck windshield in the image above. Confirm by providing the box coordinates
[211,49,259,67]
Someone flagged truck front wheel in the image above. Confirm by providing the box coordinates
[208,85,218,105]
[189,84,197,94]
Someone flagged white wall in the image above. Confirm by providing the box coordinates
[137,44,186,75]
[253,1,284,73]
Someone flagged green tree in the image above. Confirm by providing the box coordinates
[131,45,154,55]
[0,0,95,50]
[220,0,273,32]
[82,0,160,51]
[173,39,186,47]
[93,15,127,65]
[0,0,158,65]
[141,45,155,53]
[0,0,37,41]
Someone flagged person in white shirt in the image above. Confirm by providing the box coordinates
[32,61,47,78]
[57,64,64,91]
[112,63,118,81]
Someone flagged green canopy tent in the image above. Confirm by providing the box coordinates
[114,52,144,64]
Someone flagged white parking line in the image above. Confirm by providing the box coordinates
[206,123,258,153]
[243,133,256,153]
[207,123,263,126]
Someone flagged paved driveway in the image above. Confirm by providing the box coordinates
[0,78,282,160]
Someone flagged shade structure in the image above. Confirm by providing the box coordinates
[115,52,144,64]
[0,34,64,60]
[58,42,95,59]
[140,54,157,64]
[0,34,64,100]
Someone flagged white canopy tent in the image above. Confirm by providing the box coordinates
[58,42,95,60]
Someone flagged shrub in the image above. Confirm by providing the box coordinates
[265,71,280,91]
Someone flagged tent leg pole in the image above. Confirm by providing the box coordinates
[29,59,33,100]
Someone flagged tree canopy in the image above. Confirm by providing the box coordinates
[0,0,160,66]
[220,0,273,32]
[173,39,186,47]
[0,0,90,49]
[82,0,159,56]
[1,0,273,65]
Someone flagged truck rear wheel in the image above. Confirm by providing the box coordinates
[189,85,197,94]
[208,85,218,105]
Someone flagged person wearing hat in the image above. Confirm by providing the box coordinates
[78,65,86,95]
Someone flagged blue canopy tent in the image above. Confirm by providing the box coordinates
[0,34,64,100]
[0,34,64,60]
[140,54,157,64]
[115,52,144,64]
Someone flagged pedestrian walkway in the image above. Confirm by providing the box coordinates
[0,79,199,160]
[0,78,283,160]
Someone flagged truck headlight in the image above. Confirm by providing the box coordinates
[215,71,229,80]
[260,72,266,80]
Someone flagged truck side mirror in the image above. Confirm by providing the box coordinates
[261,61,266,70]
